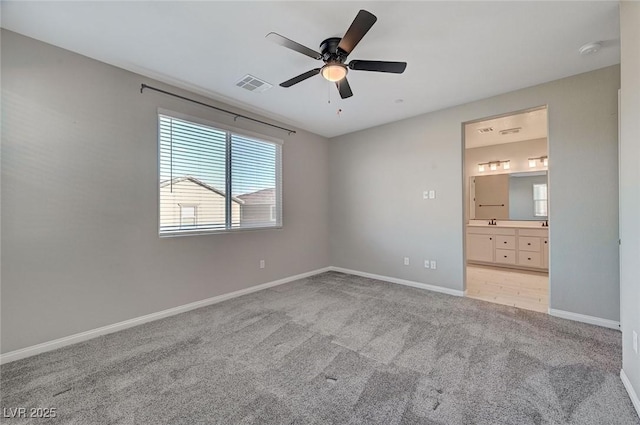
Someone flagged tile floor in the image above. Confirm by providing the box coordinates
[466,264,549,313]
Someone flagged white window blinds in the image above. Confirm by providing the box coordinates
[533,183,548,217]
[159,114,282,236]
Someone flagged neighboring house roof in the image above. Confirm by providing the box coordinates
[237,188,276,205]
[160,176,244,204]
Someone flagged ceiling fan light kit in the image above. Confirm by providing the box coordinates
[321,64,348,82]
[266,9,407,99]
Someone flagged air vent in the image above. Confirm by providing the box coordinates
[478,127,494,134]
[236,74,273,93]
[500,127,522,135]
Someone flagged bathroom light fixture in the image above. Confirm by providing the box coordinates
[478,160,510,173]
[321,64,347,82]
[528,156,549,168]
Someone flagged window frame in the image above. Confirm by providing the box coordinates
[158,109,283,237]
[533,183,548,217]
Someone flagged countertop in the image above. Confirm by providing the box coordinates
[467,220,548,229]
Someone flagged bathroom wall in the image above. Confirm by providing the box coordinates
[465,138,548,221]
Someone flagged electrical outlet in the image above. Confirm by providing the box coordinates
[404,257,410,266]
[633,330,638,354]
[430,260,437,269]
[424,260,430,269]
[259,260,265,269]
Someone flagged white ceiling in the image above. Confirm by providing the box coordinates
[1,1,620,138]
[465,107,548,149]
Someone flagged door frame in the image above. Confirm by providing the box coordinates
[460,105,550,296]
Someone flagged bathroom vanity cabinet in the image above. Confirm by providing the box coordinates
[467,226,548,271]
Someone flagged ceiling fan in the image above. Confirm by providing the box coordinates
[266,9,407,99]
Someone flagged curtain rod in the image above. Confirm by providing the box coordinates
[140,84,296,135]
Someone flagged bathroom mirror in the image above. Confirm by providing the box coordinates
[470,171,547,220]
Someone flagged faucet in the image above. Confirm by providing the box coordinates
[489,218,497,225]
[542,220,549,227]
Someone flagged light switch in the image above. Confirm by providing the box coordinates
[428,190,436,199]
[423,191,429,199]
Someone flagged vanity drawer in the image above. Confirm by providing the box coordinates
[495,249,516,265]
[495,235,516,250]
[518,251,542,267]
[519,237,541,252]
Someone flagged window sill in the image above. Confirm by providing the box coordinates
[159,225,283,238]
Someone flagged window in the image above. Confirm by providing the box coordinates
[180,205,197,228]
[533,183,548,217]
[159,113,282,236]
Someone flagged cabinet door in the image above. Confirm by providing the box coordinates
[467,234,495,262]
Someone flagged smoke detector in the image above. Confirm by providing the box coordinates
[579,42,602,56]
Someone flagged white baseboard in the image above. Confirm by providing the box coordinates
[329,266,464,297]
[0,267,331,365]
[621,369,640,418]
[548,308,620,330]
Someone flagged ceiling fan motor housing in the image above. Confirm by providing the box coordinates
[320,37,348,64]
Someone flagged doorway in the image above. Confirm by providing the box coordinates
[462,106,549,313]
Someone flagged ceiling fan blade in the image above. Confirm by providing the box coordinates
[335,78,353,99]
[348,60,407,73]
[337,10,377,55]
[266,32,322,60]
[280,68,321,87]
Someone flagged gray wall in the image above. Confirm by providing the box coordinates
[0,29,626,356]
[1,30,330,354]
[620,0,640,407]
[329,65,620,321]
